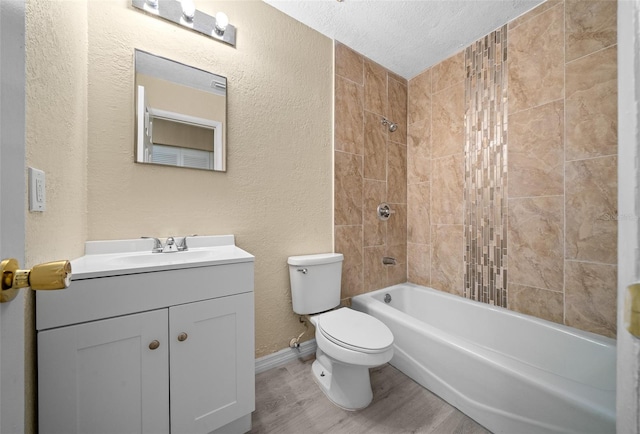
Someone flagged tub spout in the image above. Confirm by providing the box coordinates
[382,257,396,265]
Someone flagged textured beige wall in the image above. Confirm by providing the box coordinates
[85,0,333,357]
[87,0,333,357]
[25,1,88,267]
[26,0,333,373]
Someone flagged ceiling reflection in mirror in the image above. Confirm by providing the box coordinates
[135,50,226,171]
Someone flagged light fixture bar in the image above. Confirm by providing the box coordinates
[132,0,236,47]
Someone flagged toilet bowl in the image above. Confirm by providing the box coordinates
[287,253,394,410]
[310,308,393,410]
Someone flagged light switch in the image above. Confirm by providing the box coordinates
[28,167,46,212]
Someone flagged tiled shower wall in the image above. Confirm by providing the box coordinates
[406,0,618,337]
[334,43,408,299]
[334,0,617,338]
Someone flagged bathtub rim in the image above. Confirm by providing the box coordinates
[355,283,616,348]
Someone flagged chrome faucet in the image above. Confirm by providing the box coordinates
[162,237,179,253]
[382,256,397,265]
[142,237,164,253]
[142,235,197,253]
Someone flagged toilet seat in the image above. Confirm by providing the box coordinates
[316,308,393,354]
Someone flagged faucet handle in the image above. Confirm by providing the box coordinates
[176,234,197,251]
[141,236,163,253]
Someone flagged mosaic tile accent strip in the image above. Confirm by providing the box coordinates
[463,26,508,307]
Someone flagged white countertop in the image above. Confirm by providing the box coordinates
[70,235,254,280]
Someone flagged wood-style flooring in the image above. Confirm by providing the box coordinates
[250,356,491,434]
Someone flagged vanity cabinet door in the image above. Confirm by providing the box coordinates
[169,292,255,434]
[38,310,170,434]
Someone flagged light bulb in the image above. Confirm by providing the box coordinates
[181,0,195,21]
[214,12,229,35]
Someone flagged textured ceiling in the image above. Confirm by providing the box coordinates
[263,0,544,79]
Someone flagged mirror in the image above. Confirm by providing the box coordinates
[134,50,226,171]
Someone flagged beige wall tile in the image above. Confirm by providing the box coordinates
[364,111,387,181]
[335,225,363,298]
[389,78,408,144]
[508,100,564,198]
[508,284,564,324]
[335,151,363,226]
[335,76,364,154]
[566,0,617,62]
[335,42,363,84]
[363,180,386,247]
[408,69,431,125]
[365,61,387,116]
[508,196,564,291]
[509,0,562,30]
[432,82,464,158]
[386,243,407,266]
[431,225,464,296]
[387,203,407,247]
[387,143,407,204]
[408,182,430,244]
[388,70,406,86]
[387,261,407,286]
[432,51,464,93]
[566,45,618,160]
[508,3,564,114]
[431,154,464,225]
[565,261,617,338]
[364,245,387,292]
[386,244,407,285]
[408,242,430,286]
[565,156,617,264]
[408,118,431,185]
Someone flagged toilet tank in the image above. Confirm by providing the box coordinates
[288,253,343,315]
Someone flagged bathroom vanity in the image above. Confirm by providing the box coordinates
[36,235,255,434]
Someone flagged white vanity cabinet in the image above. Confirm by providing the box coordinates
[36,236,255,434]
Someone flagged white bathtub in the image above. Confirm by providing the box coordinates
[351,283,616,434]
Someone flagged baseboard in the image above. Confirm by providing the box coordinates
[255,339,317,374]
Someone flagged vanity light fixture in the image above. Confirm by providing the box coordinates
[132,0,237,47]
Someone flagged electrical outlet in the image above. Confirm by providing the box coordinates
[29,167,46,212]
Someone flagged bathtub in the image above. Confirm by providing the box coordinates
[351,283,616,434]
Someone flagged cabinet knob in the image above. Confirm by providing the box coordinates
[149,340,160,350]
[177,332,188,342]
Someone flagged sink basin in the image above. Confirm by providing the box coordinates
[70,235,254,280]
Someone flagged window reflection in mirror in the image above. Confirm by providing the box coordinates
[134,50,226,171]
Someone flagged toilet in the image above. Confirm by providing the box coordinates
[288,253,394,410]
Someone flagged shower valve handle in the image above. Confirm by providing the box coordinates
[377,203,395,221]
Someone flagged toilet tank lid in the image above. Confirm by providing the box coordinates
[287,253,344,266]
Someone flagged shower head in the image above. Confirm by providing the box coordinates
[381,117,398,133]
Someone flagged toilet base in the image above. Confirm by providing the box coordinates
[311,349,373,411]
